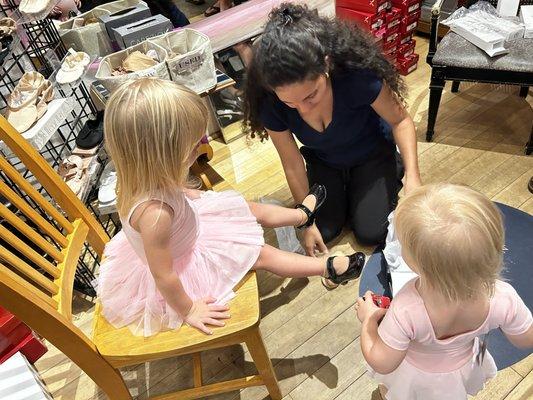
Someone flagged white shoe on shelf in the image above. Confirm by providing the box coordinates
[98,162,117,205]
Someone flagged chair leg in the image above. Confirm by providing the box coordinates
[451,81,460,93]
[245,327,282,400]
[427,77,445,142]
[519,86,529,98]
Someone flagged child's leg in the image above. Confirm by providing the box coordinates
[253,244,349,278]
[247,193,316,228]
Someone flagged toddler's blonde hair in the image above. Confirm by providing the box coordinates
[104,78,207,217]
[395,183,504,302]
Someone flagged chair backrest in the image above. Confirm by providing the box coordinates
[0,115,108,340]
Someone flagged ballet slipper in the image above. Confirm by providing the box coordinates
[6,74,54,133]
[7,86,39,112]
[7,104,38,133]
[58,155,83,180]
[57,51,90,84]
[19,0,55,16]
[39,79,54,103]
[122,51,157,72]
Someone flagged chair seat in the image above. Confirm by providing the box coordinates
[92,272,260,368]
[432,32,533,73]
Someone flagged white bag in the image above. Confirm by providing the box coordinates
[95,41,169,93]
[149,29,217,95]
[58,9,113,56]
[383,212,417,296]
[259,197,305,254]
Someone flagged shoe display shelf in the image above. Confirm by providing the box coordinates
[0,8,118,297]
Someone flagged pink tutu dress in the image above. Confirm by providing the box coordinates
[368,279,532,400]
[97,190,264,337]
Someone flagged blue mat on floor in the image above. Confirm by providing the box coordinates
[358,203,533,370]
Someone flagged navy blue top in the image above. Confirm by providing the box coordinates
[260,69,392,168]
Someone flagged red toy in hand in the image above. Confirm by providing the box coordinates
[371,294,391,309]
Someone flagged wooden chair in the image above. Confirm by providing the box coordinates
[426,0,533,154]
[0,116,282,400]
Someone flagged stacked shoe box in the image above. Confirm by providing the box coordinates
[336,0,421,76]
[0,306,48,365]
[392,0,420,75]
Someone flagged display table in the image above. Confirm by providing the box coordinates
[188,0,335,53]
[358,203,533,370]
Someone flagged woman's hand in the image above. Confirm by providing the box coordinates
[184,297,230,335]
[303,223,328,257]
[355,291,387,323]
[403,173,422,195]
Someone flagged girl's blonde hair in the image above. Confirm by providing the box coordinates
[395,183,504,302]
[104,78,207,217]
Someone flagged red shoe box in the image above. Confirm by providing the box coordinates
[384,7,401,30]
[336,7,385,31]
[392,0,421,15]
[337,0,390,14]
[398,39,416,59]
[384,45,398,63]
[0,326,33,363]
[399,9,421,35]
[18,334,48,364]
[0,306,47,365]
[383,26,400,45]
[397,53,419,75]
[399,32,413,45]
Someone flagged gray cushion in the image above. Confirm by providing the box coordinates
[432,32,533,73]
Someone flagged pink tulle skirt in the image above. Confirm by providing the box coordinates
[97,191,264,337]
[367,349,497,400]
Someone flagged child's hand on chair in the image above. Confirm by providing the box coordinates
[185,297,230,335]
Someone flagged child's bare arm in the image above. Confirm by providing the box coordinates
[356,291,408,374]
[505,324,533,349]
[136,202,229,334]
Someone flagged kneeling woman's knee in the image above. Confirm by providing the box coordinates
[351,223,387,246]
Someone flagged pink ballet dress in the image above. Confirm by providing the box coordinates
[369,279,532,400]
[97,190,264,337]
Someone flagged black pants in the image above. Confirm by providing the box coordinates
[302,141,404,246]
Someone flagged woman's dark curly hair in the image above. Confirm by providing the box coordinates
[244,2,407,140]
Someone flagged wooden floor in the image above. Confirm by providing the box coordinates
[36,36,533,399]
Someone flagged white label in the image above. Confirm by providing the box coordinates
[402,48,414,58]
[378,2,389,13]
[406,21,417,32]
[408,3,420,13]
[407,63,417,73]
[400,35,412,44]
[175,53,205,73]
[386,33,398,42]
[388,19,400,29]
[371,19,384,29]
